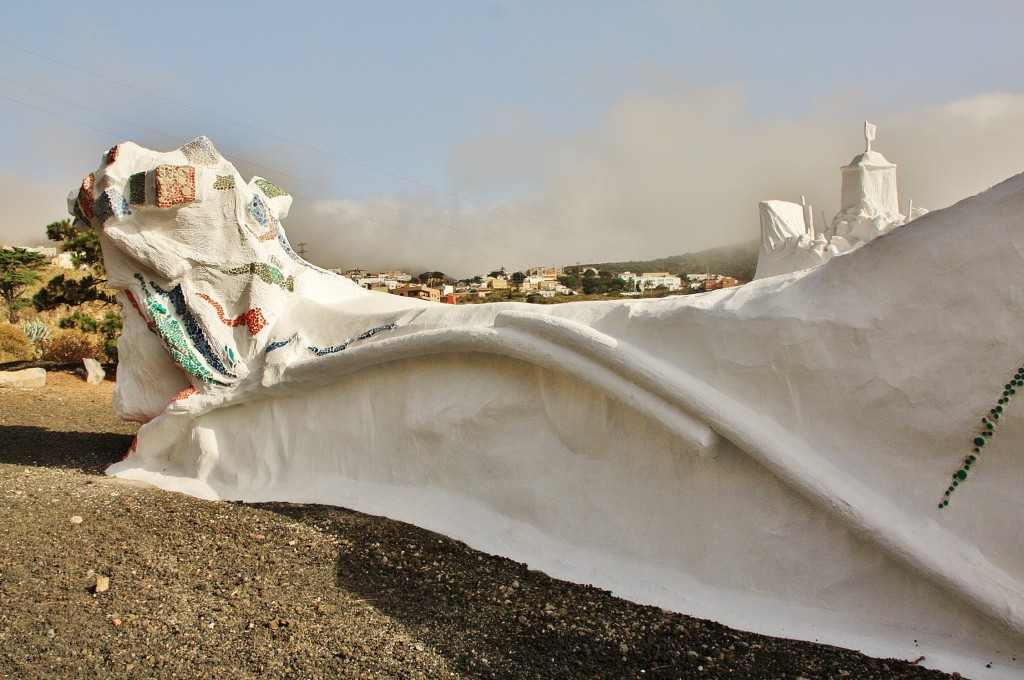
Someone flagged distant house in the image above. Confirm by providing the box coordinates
[526,266,562,279]
[619,271,682,292]
[391,283,441,303]
[686,273,739,292]
[704,276,739,291]
[483,277,509,290]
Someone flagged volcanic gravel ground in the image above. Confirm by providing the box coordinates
[0,370,958,678]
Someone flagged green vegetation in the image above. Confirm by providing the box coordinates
[0,217,124,364]
[0,248,49,323]
[38,327,105,363]
[0,324,35,363]
[33,219,114,311]
[597,240,758,283]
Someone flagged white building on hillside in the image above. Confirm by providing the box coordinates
[619,271,682,292]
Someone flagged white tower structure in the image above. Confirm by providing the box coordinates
[829,121,904,245]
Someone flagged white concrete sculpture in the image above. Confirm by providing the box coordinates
[754,122,906,280]
[79,138,1024,678]
[753,199,837,280]
[830,123,904,245]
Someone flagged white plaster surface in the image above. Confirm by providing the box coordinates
[81,138,1024,679]
[754,123,905,280]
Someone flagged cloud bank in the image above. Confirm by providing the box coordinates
[283,88,1024,279]
[6,89,1024,281]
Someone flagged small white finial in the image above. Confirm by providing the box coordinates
[864,121,876,153]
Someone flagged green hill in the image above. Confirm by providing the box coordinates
[596,239,759,283]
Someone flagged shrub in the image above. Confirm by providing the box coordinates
[0,324,35,363]
[38,328,103,363]
[59,310,98,332]
[20,318,51,346]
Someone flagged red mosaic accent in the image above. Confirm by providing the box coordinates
[154,164,196,208]
[244,308,267,335]
[196,293,267,336]
[171,386,198,402]
[106,145,120,165]
[122,436,138,461]
[78,173,95,220]
[124,289,156,330]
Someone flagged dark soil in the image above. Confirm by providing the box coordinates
[0,371,958,678]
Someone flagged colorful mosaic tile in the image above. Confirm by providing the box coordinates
[106,145,120,165]
[196,293,267,336]
[124,290,156,331]
[940,363,1024,508]
[122,436,137,461]
[213,174,235,190]
[307,323,398,356]
[254,177,288,198]
[171,386,198,402]
[265,337,294,354]
[277,233,332,274]
[128,172,146,204]
[155,165,196,208]
[93,188,131,225]
[77,173,95,220]
[248,194,270,226]
[222,262,295,292]
[180,136,220,165]
[134,274,235,384]
[244,193,279,241]
[134,275,221,383]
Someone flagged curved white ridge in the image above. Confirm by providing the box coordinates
[78,138,1024,679]
[172,307,1024,638]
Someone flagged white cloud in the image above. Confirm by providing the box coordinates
[0,169,73,248]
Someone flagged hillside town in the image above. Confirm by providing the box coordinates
[334,265,740,304]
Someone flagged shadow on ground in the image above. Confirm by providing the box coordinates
[0,425,133,475]
[264,502,934,679]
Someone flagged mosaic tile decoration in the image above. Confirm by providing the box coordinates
[265,336,295,354]
[124,290,156,331]
[156,283,235,376]
[213,175,235,190]
[129,172,146,204]
[171,386,198,402]
[939,363,1024,508]
[122,436,137,461]
[277,232,333,275]
[245,193,279,241]
[93,188,131,225]
[155,165,196,208]
[133,275,224,384]
[106,145,120,165]
[307,322,398,357]
[248,194,271,226]
[222,262,295,292]
[77,173,95,220]
[254,178,288,198]
[196,293,267,336]
[180,136,220,165]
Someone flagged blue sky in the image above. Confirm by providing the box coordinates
[3,1,1024,276]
